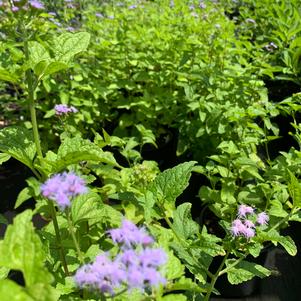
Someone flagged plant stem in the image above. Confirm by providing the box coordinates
[49,201,69,275]
[218,253,246,276]
[23,24,43,160]
[204,250,230,301]
[66,209,84,263]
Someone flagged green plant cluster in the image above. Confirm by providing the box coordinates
[0,0,301,300]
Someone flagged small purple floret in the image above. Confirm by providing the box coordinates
[29,0,44,9]
[54,104,78,116]
[108,219,154,247]
[41,172,87,210]
[257,212,269,225]
[238,204,254,218]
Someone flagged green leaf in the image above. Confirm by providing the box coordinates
[14,187,32,209]
[28,41,50,68]
[197,228,225,257]
[53,32,91,63]
[43,136,118,173]
[226,260,271,285]
[0,126,36,169]
[136,124,157,147]
[167,277,207,293]
[34,60,69,78]
[0,153,11,165]
[269,199,288,217]
[71,192,102,225]
[0,214,8,225]
[160,294,187,301]
[0,267,9,280]
[287,169,301,208]
[0,279,34,301]
[26,283,59,301]
[150,161,197,205]
[277,235,297,256]
[165,252,185,280]
[0,210,53,286]
[170,242,208,284]
[42,61,69,77]
[0,67,18,83]
[55,276,76,296]
[136,191,157,223]
[173,203,199,239]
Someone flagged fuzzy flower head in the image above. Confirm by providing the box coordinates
[41,171,87,210]
[54,104,78,116]
[257,212,269,225]
[108,219,154,248]
[231,205,269,239]
[29,0,44,9]
[238,204,254,218]
[75,221,167,296]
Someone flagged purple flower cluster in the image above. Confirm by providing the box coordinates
[41,172,87,210]
[74,220,167,295]
[231,205,269,239]
[10,0,44,12]
[54,104,78,116]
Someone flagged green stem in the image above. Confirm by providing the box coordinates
[204,251,230,301]
[66,209,84,263]
[49,201,69,276]
[23,24,43,160]
[218,253,246,277]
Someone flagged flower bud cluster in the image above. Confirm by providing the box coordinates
[231,204,269,239]
[131,162,158,186]
[74,220,167,296]
[41,171,87,210]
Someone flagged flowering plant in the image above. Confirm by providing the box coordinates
[1,1,301,301]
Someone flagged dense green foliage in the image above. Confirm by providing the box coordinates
[1,0,301,300]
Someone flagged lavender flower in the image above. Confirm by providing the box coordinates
[75,254,126,294]
[128,4,137,9]
[238,204,254,218]
[41,172,87,210]
[257,212,269,225]
[66,26,75,32]
[75,221,167,296]
[95,12,103,18]
[244,219,255,228]
[29,0,44,9]
[231,205,269,239]
[54,104,78,115]
[199,1,206,9]
[108,219,154,248]
[231,219,245,236]
[243,227,256,238]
